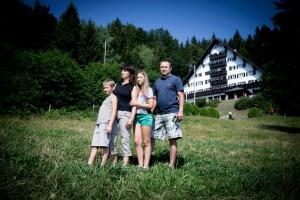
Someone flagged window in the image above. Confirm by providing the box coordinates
[205,71,210,76]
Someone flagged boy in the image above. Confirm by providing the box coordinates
[88,79,118,166]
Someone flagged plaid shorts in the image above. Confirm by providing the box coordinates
[152,113,182,140]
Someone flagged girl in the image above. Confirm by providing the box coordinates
[130,70,154,169]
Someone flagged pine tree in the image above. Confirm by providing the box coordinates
[55,2,81,60]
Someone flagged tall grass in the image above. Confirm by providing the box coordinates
[1,114,300,199]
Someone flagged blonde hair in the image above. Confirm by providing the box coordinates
[137,70,150,96]
[103,79,115,88]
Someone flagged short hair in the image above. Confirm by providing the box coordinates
[160,58,172,67]
[103,79,115,87]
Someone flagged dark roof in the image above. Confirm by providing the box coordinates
[183,38,262,85]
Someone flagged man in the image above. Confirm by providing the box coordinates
[152,59,184,168]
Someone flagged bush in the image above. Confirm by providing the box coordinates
[248,107,262,118]
[234,97,251,110]
[199,107,220,118]
[184,103,200,115]
[196,98,207,108]
[207,99,220,108]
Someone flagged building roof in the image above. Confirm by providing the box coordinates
[183,38,262,85]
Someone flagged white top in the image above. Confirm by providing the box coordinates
[136,87,153,114]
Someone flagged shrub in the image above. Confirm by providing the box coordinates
[248,107,262,118]
[184,103,200,115]
[199,107,220,118]
[207,99,220,107]
[234,97,251,110]
[196,98,207,108]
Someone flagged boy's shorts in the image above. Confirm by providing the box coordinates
[152,113,182,140]
[91,123,111,147]
[136,114,153,126]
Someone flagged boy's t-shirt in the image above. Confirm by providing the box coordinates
[96,94,113,124]
[153,75,183,114]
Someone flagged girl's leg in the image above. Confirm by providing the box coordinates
[134,125,143,167]
[142,125,152,168]
[101,147,109,166]
[88,147,98,165]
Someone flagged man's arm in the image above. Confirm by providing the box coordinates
[177,91,184,121]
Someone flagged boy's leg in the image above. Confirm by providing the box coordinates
[88,147,98,165]
[169,139,177,168]
[101,147,109,166]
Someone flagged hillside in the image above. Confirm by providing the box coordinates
[217,99,248,120]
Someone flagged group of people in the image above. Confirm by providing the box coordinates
[87,59,184,169]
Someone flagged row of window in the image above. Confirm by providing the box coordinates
[188,79,211,87]
[194,69,256,79]
[228,63,246,70]
[185,80,258,94]
[187,74,257,87]
[199,56,245,69]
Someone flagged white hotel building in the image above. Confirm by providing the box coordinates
[183,39,262,102]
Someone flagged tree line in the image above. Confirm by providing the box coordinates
[0,0,299,115]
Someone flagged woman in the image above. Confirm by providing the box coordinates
[111,64,136,166]
[130,70,154,169]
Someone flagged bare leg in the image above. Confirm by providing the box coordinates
[169,139,177,167]
[142,126,152,168]
[123,156,129,166]
[101,147,109,166]
[111,154,117,165]
[88,147,98,165]
[135,125,143,167]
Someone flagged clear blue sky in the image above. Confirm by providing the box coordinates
[24,0,277,43]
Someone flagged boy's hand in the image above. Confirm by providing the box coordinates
[106,125,112,133]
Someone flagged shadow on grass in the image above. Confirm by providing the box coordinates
[151,150,185,168]
[261,124,300,134]
[130,150,185,168]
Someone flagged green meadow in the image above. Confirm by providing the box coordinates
[1,114,300,199]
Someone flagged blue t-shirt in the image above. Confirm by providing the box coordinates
[153,75,183,114]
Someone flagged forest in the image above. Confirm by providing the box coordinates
[0,0,299,115]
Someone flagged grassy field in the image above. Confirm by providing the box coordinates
[1,113,300,199]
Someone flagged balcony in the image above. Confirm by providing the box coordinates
[210,69,227,77]
[209,51,227,61]
[210,78,227,86]
[209,60,226,69]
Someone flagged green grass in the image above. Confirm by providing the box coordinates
[1,114,300,199]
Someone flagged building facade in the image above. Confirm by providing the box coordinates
[183,39,262,102]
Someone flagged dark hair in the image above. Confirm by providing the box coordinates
[120,64,135,84]
[160,58,172,67]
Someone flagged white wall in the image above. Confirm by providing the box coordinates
[184,44,262,95]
